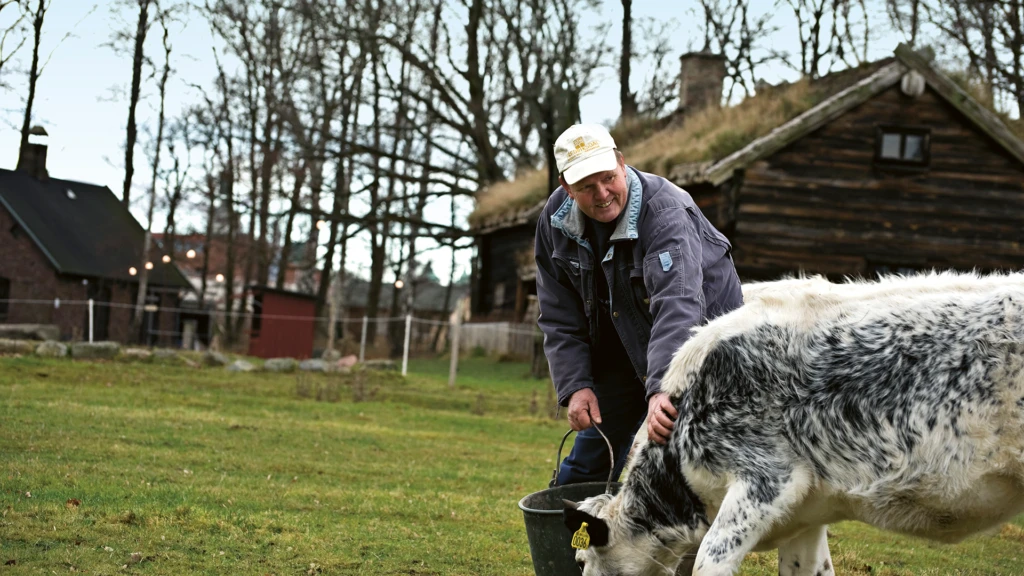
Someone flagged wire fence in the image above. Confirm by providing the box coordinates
[0,298,545,380]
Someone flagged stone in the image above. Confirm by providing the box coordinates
[264,358,298,373]
[123,348,153,361]
[70,341,121,360]
[299,359,329,372]
[34,341,68,357]
[0,324,60,341]
[337,354,358,369]
[181,358,200,369]
[0,338,36,355]
[227,359,256,372]
[204,351,230,367]
[321,349,342,362]
[153,348,179,360]
[363,359,398,371]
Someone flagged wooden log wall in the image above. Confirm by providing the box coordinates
[732,84,1024,280]
[473,224,534,319]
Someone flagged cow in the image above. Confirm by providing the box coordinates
[563,271,1024,576]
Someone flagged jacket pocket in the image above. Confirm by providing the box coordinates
[700,227,732,266]
[552,253,586,299]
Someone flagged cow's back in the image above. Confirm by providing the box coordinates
[671,278,1024,542]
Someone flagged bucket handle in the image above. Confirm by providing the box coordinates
[549,417,615,496]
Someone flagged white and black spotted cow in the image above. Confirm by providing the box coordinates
[563,271,1024,576]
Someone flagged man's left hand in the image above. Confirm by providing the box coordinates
[647,392,678,445]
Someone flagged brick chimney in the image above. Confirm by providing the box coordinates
[16,125,49,181]
[678,52,727,115]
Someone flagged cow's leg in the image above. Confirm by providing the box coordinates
[693,474,806,576]
[777,525,834,576]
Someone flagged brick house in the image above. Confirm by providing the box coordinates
[0,131,192,344]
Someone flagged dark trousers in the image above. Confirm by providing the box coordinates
[556,384,648,486]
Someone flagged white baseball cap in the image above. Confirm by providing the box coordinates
[554,124,619,185]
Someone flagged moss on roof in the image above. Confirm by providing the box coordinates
[469,60,893,229]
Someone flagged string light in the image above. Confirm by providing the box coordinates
[162,255,171,263]
[215,273,225,282]
[316,219,326,230]
[394,279,404,289]
[129,267,137,276]
[145,262,154,270]
[186,249,196,259]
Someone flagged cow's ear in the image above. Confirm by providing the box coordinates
[563,505,610,547]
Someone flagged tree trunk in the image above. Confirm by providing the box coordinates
[464,0,504,185]
[18,0,44,160]
[122,0,151,206]
[130,16,170,345]
[275,161,308,289]
[619,0,637,120]
[200,175,216,305]
[431,190,459,353]
[364,0,385,345]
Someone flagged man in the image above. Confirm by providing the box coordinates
[535,123,743,486]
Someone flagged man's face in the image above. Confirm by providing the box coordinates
[561,156,629,223]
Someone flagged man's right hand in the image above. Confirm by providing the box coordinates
[567,388,602,431]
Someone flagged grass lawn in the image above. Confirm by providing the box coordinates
[1,354,1023,575]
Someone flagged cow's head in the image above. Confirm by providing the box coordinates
[562,491,705,576]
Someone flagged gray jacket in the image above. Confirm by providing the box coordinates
[535,167,743,405]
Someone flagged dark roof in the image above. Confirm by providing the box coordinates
[0,169,192,289]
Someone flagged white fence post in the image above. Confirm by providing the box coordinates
[359,315,368,362]
[88,298,94,343]
[448,316,461,389]
[401,314,412,376]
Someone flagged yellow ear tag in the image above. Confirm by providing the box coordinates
[571,521,591,550]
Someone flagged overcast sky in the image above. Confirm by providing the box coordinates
[0,1,911,284]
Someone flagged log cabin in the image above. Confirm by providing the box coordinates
[467,44,1024,322]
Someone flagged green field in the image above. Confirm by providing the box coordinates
[2,355,1023,575]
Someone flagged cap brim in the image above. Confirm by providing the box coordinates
[562,149,618,185]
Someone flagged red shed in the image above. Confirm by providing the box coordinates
[247,285,317,359]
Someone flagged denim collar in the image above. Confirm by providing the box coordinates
[550,166,642,248]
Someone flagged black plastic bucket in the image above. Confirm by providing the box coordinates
[518,426,699,575]
[519,427,618,575]
[518,480,622,575]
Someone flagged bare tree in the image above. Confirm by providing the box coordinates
[698,0,782,99]
[620,0,637,119]
[0,1,27,84]
[631,16,682,118]
[886,0,921,46]
[161,113,194,259]
[130,8,172,343]
[924,0,1024,114]
[188,47,238,336]
[780,0,871,79]
[120,0,155,206]
[16,0,42,155]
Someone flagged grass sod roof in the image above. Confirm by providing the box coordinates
[468,59,894,231]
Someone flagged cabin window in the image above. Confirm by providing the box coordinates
[875,126,930,167]
[0,276,9,321]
